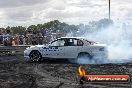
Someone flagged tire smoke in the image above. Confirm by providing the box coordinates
[84,24,132,64]
[67,21,132,64]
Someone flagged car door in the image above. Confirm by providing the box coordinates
[48,39,65,59]
[64,38,83,59]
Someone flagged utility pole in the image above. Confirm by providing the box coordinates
[109,0,110,20]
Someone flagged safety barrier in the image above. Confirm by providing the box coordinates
[0,45,31,56]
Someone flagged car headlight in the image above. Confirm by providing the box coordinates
[30,46,36,49]
[26,47,30,49]
[26,46,36,50]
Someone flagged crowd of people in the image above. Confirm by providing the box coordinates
[0,29,65,46]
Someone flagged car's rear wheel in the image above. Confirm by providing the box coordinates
[77,52,92,64]
[29,50,42,62]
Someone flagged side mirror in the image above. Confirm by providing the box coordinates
[48,44,52,48]
[48,43,51,46]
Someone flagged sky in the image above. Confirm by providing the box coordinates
[0,0,132,27]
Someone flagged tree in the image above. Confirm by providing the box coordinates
[27,25,36,33]
[96,18,113,28]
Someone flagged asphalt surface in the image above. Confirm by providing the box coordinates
[0,56,132,88]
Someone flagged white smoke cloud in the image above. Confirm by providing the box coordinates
[67,21,132,64]
[82,23,132,64]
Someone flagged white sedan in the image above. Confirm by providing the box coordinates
[24,37,108,62]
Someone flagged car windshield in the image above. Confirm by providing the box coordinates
[83,39,97,45]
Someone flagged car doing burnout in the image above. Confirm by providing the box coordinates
[24,37,108,62]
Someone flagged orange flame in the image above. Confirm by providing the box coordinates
[78,66,86,76]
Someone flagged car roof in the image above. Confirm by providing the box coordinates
[59,37,97,45]
[60,37,85,39]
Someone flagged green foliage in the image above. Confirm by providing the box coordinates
[89,18,114,29]
[0,19,114,35]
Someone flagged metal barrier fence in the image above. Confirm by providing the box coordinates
[0,45,31,56]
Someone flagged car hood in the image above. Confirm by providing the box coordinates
[27,45,47,49]
[35,45,46,47]
[93,44,107,47]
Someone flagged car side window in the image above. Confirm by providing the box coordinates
[64,39,74,46]
[51,39,65,46]
[64,39,83,46]
[77,40,83,46]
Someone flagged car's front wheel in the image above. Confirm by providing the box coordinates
[29,50,42,62]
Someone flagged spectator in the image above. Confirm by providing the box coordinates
[25,34,29,45]
[3,35,12,46]
[37,33,43,45]
[11,36,15,46]
[0,35,3,44]
[19,35,24,45]
[12,34,19,45]
[32,35,37,45]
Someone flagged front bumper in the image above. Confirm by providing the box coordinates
[24,50,31,61]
